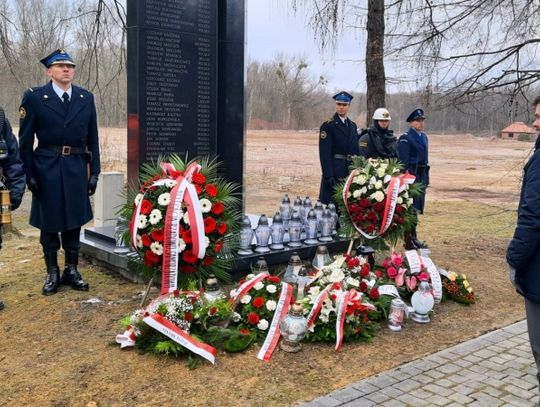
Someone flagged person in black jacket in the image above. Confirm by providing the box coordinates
[19,49,100,295]
[318,91,358,205]
[358,108,397,159]
[507,95,540,394]
[0,107,26,310]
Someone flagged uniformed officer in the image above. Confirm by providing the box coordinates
[397,108,429,249]
[19,49,100,295]
[358,108,397,159]
[318,91,358,204]
[0,106,26,310]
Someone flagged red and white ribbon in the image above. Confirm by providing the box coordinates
[306,283,334,328]
[144,313,217,364]
[421,256,443,304]
[378,284,401,298]
[115,326,138,349]
[343,168,416,240]
[230,273,269,303]
[335,290,350,351]
[257,282,293,361]
[405,250,422,275]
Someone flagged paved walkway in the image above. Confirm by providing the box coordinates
[300,321,539,407]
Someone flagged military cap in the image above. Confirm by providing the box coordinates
[40,49,76,68]
[406,108,425,122]
[333,91,354,104]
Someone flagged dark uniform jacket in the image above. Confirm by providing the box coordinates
[397,127,429,213]
[507,136,540,302]
[318,113,358,204]
[19,81,100,232]
[358,122,398,159]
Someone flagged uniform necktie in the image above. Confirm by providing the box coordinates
[62,92,70,110]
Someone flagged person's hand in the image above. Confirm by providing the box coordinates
[325,177,335,188]
[508,264,516,287]
[88,174,99,196]
[10,194,22,210]
[27,177,39,198]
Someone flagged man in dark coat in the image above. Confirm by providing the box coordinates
[19,49,100,295]
[397,108,429,249]
[358,107,397,159]
[507,95,540,395]
[0,106,26,310]
[318,91,358,205]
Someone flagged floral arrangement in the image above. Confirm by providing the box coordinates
[334,157,421,248]
[230,273,284,339]
[376,252,431,300]
[441,271,476,305]
[301,254,389,343]
[119,155,241,286]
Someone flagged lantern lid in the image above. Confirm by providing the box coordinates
[241,215,252,228]
[307,209,317,220]
[257,214,269,226]
[272,212,283,223]
[316,245,329,255]
[288,252,302,266]
[322,209,332,218]
[282,194,291,204]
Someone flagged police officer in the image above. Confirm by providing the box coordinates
[358,108,397,159]
[318,91,358,204]
[0,106,26,310]
[19,49,100,295]
[397,108,429,249]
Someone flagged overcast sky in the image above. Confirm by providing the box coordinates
[245,0,367,94]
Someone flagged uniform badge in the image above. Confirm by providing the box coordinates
[19,107,26,119]
[320,131,327,139]
[359,141,368,147]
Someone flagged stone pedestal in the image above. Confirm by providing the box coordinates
[94,172,125,227]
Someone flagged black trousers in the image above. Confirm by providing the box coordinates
[39,227,81,252]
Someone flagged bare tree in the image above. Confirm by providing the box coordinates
[365,0,386,124]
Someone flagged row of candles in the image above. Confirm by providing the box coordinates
[239,194,340,255]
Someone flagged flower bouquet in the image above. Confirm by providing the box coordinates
[119,155,241,288]
[335,157,421,249]
[440,271,476,305]
[376,252,431,300]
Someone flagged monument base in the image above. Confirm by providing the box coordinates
[80,227,351,282]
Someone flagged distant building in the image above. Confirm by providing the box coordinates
[501,122,537,140]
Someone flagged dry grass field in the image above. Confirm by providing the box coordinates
[0,128,533,406]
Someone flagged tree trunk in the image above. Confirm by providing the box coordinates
[365,0,386,127]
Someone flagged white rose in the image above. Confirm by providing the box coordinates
[407,198,414,206]
[240,295,252,304]
[266,284,277,294]
[328,268,345,283]
[392,167,400,174]
[308,286,321,297]
[149,209,163,225]
[200,198,212,213]
[346,277,360,287]
[353,189,362,199]
[158,193,171,206]
[134,193,144,206]
[359,186,367,195]
[376,167,386,177]
[265,300,277,311]
[374,180,383,190]
[402,191,409,198]
[319,313,329,323]
[347,192,352,199]
[254,281,264,290]
[384,174,392,183]
[397,197,403,204]
[380,163,388,170]
[354,175,367,185]
[371,191,385,202]
[231,312,241,322]
[369,176,377,185]
[257,319,269,330]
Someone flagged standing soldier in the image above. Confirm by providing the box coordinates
[318,91,358,205]
[358,107,398,159]
[0,106,26,310]
[19,49,100,295]
[397,108,429,250]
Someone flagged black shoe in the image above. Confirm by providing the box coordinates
[412,238,428,249]
[0,300,4,310]
[42,251,60,295]
[61,265,89,291]
[404,233,420,251]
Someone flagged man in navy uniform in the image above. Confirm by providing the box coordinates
[318,91,358,204]
[397,108,429,249]
[19,49,100,295]
[0,106,26,310]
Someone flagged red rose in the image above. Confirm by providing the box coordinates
[367,211,378,222]
[370,287,380,299]
[140,199,153,215]
[395,205,405,214]
[252,297,265,309]
[209,307,218,316]
[366,224,376,233]
[360,264,370,278]
[418,271,430,281]
[141,234,152,247]
[205,184,218,197]
[151,229,164,242]
[330,293,337,301]
[211,201,225,215]
[182,230,192,244]
[184,312,193,322]
[359,281,368,291]
[214,240,224,253]
[247,312,260,325]
[375,270,383,279]
[359,198,370,208]
[217,222,227,235]
[239,328,250,335]
[387,266,397,278]
[181,265,195,273]
[192,173,206,185]
[144,250,160,266]
[347,257,360,268]
[204,217,216,234]
[373,202,385,212]
[203,256,214,266]
[169,170,183,178]
[266,275,281,283]
[173,289,180,297]
[183,250,198,264]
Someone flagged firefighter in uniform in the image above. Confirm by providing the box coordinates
[0,107,26,310]
[358,107,397,159]
[397,108,429,249]
[318,91,358,205]
[18,49,100,295]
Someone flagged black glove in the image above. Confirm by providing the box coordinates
[325,177,335,188]
[88,174,99,196]
[27,177,39,198]
[10,194,22,210]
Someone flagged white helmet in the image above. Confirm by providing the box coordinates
[373,108,391,120]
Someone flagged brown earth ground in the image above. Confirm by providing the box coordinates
[0,130,533,407]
